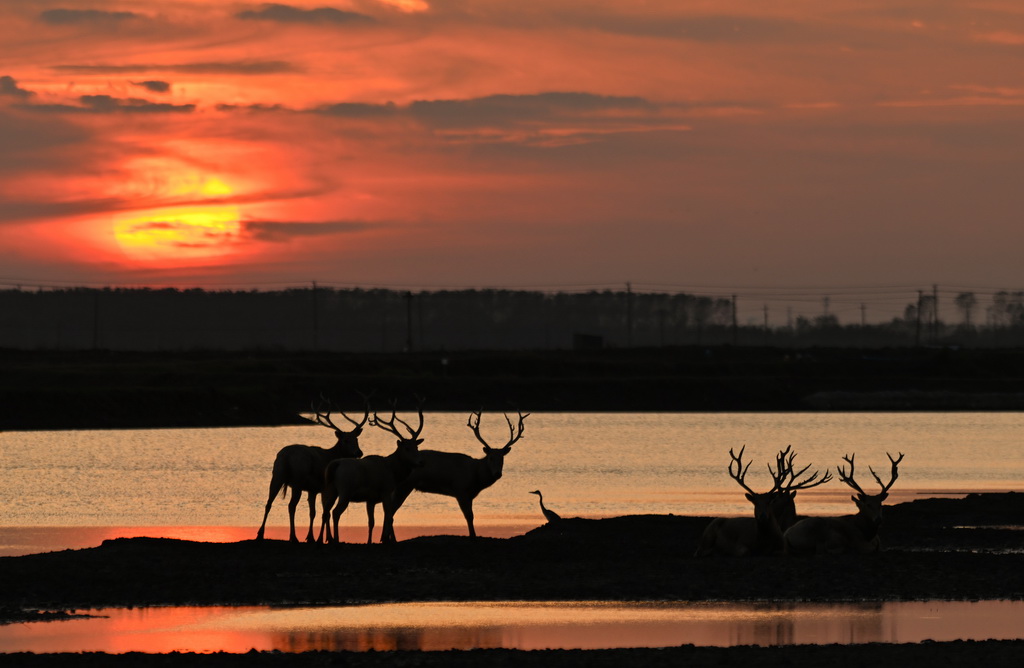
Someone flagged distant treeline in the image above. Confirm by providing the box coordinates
[2,286,1024,351]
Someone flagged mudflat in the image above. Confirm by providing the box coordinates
[2,493,1022,666]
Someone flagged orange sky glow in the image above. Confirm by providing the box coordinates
[2,1,1024,322]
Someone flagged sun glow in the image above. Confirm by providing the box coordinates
[113,177,242,263]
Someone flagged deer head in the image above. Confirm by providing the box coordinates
[311,393,369,458]
[837,451,904,524]
[728,445,785,523]
[371,397,426,449]
[467,410,528,479]
[769,445,833,528]
[729,445,832,529]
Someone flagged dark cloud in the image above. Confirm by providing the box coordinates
[409,92,656,128]
[236,4,375,26]
[39,9,142,25]
[53,61,298,75]
[133,80,171,93]
[595,14,815,43]
[0,75,34,99]
[217,92,656,123]
[215,103,288,112]
[24,94,195,114]
[314,101,397,117]
[0,196,126,224]
[242,220,373,242]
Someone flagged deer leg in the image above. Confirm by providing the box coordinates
[457,497,476,538]
[381,485,411,543]
[381,495,400,544]
[365,502,376,544]
[286,487,302,543]
[319,488,337,544]
[256,476,284,540]
[304,492,318,543]
[331,500,350,544]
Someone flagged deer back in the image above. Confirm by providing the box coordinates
[694,516,762,557]
[326,455,397,502]
[404,449,499,498]
[783,513,881,555]
[272,443,349,492]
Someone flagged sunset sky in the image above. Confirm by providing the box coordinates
[2,1,1023,323]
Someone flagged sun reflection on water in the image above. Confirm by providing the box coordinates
[1,601,1022,654]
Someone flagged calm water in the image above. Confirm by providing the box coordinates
[1,412,1022,555]
[2,601,1023,652]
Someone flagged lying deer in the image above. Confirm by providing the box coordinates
[381,410,528,540]
[256,396,368,543]
[319,401,425,544]
[783,452,904,555]
[694,445,832,557]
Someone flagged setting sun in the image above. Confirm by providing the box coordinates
[113,177,242,262]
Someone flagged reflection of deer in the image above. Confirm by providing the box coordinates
[530,490,561,523]
[784,452,904,555]
[381,410,528,540]
[256,397,368,543]
[694,445,832,557]
[320,402,424,544]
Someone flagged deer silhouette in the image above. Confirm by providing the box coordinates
[694,445,832,557]
[320,401,424,544]
[381,410,528,540]
[784,452,904,555]
[256,396,368,543]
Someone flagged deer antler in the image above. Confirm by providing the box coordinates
[372,397,425,441]
[727,446,758,495]
[467,410,529,451]
[836,453,868,495]
[311,393,371,431]
[771,445,833,492]
[868,452,904,494]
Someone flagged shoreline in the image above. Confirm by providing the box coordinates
[3,494,1021,610]
[2,493,1022,667]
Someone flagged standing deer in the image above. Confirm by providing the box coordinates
[784,452,904,555]
[694,445,832,557]
[256,396,368,543]
[320,401,424,544]
[381,410,528,540]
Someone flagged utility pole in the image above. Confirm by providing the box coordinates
[860,303,867,327]
[92,290,100,350]
[626,282,633,347]
[915,290,923,347]
[311,281,319,350]
[405,291,414,352]
[731,294,738,345]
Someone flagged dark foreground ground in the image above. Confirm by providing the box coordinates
[2,493,1022,666]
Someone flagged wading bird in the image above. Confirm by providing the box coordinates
[530,489,561,523]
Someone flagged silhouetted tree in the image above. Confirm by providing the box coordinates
[955,292,977,328]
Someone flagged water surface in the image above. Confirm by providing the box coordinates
[2,601,1022,653]
[1,412,1020,555]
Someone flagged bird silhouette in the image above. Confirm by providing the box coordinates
[529,489,561,523]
